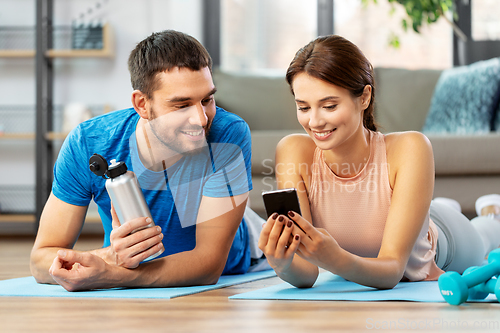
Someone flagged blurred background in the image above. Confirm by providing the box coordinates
[0,0,499,233]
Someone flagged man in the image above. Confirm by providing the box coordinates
[30,30,260,291]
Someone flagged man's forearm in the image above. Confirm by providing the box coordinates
[31,246,110,284]
[30,247,70,284]
[89,246,114,264]
[107,248,225,289]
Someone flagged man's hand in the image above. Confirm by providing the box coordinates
[49,250,114,291]
[102,205,164,268]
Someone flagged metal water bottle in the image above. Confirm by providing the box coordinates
[104,159,154,229]
[89,154,162,261]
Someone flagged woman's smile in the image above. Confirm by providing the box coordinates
[312,129,336,140]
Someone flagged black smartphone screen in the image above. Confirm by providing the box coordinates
[262,188,302,218]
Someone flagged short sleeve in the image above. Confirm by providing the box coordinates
[203,119,252,197]
[52,126,93,206]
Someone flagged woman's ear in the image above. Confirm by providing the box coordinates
[131,90,149,119]
[361,85,372,110]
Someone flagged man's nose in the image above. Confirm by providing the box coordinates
[191,103,208,127]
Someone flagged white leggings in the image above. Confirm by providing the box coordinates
[430,200,500,274]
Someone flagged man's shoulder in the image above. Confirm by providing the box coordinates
[69,108,138,141]
[64,107,139,156]
[213,106,247,126]
[79,107,138,131]
[209,107,250,142]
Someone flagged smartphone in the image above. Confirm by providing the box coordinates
[262,188,302,218]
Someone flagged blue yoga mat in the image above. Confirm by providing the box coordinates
[229,272,498,303]
[0,269,276,299]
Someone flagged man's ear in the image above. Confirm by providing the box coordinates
[361,85,372,110]
[131,90,149,119]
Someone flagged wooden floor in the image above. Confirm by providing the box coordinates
[1,236,499,333]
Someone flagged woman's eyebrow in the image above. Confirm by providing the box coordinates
[295,96,340,103]
[319,96,340,102]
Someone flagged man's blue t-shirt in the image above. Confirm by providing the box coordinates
[52,107,253,274]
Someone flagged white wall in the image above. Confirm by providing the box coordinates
[51,0,203,110]
[0,0,203,197]
[0,0,203,107]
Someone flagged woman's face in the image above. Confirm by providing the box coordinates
[292,72,368,151]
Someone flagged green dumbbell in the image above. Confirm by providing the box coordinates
[438,248,500,305]
[468,276,500,301]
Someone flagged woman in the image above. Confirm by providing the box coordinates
[258,35,500,289]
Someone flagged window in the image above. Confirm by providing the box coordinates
[472,0,500,40]
[334,0,452,69]
[221,0,317,75]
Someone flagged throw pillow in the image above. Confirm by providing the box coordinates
[494,93,500,132]
[422,57,500,134]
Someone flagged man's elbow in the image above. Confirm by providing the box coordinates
[197,259,226,286]
[30,263,49,284]
[29,250,53,284]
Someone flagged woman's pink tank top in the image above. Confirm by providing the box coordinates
[308,131,443,281]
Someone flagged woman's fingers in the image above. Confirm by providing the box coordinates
[287,210,315,244]
[276,218,294,253]
[258,213,278,250]
[287,233,301,254]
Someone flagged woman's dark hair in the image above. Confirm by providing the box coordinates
[128,30,212,99]
[286,35,377,131]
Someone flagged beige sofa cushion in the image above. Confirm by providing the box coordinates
[428,134,500,175]
[251,130,305,175]
[374,68,442,133]
[212,70,302,131]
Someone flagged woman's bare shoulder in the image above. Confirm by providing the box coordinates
[384,131,433,158]
[276,133,316,162]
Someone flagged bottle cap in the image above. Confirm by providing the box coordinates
[106,160,127,178]
[89,153,108,177]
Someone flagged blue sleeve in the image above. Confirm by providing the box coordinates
[203,119,253,197]
[52,125,93,206]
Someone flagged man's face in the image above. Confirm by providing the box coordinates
[145,67,217,157]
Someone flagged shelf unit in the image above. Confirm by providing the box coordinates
[0,104,112,141]
[0,0,114,229]
[0,104,109,226]
[0,23,113,59]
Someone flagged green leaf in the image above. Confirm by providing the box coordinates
[402,19,408,31]
[367,0,458,47]
[389,33,400,49]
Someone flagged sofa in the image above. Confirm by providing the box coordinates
[212,66,500,219]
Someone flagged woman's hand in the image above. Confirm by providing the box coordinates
[102,205,164,269]
[258,212,301,274]
[287,211,342,271]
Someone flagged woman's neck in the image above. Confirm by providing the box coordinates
[323,127,371,178]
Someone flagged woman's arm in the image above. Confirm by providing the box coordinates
[259,134,319,288]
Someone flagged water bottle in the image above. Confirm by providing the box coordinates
[89,153,162,261]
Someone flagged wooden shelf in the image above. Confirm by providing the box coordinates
[0,132,68,140]
[0,50,35,58]
[0,23,113,59]
[45,132,69,141]
[48,23,113,58]
[0,214,35,223]
[0,133,35,140]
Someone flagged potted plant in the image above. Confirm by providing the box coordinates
[362,0,467,47]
